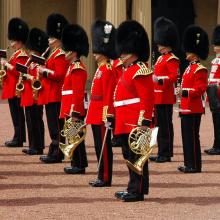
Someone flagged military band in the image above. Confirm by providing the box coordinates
[1,13,220,203]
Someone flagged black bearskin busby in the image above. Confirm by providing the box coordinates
[46,13,68,40]
[211,25,220,46]
[62,24,89,57]
[154,16,179,50]
[116,20,150,62]
[8,18,29,44]
[183,25,209,60]
[26,28,48,54]
[92,19,116,59]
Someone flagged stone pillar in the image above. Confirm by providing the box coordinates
[0,0,21,48]
[106,0,126,27]
[132,0,152,64]
[77,0,95,86]
[218,0,220,24]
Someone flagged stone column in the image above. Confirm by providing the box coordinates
[77,0,95,86]
[0,0,21,48]
[106,0,126,27]
[218,0,220,24]
[132,0,152,64]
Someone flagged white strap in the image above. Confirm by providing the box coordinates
[62,90,73,95]
[114,98,140,107]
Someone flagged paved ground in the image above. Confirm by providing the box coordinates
[0,102,220,220]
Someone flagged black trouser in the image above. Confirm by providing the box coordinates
[67,116,88,169]
[45,102,64,159]
[211,111,220,149]
[91,124,113,184]
[119,134,149,195]
[25,104,44,150]
[155,104,174,157]
[181,114,202,171]
[8,97,26,143]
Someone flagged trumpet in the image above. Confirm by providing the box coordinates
[0,49,8,85]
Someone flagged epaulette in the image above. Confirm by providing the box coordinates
[106,62,112,70]
[115,58,123,68]
[133,62,153,79]
[194,63,207,74]
[54,49,65,59]
[17,49,28,58]
[167,53,179,62]
[71,61,85,72]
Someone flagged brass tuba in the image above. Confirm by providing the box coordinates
[126,127,158,175]
[0,49,8,85]
[59,118,86,158]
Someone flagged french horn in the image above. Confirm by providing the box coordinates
[59,118,86,158]
[126,126,158,175]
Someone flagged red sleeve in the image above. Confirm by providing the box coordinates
[71,69,87,114]
[189,69,208,98]
[102,68,116,116]
[47,55,68,81]
[134,74,154,121]
[164,58,179,86]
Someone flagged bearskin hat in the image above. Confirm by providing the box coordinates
[8,18,29,44]
[92,19,116,59]
[26,28,48,54]
[46,13,68,39]
[62,24,89,57]
[183,25,209,60]
[116,20,150,62]
[211,25,220,46]
[154,16,179,50]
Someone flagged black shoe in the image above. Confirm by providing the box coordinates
[121,192,144,202]
[149,156,171,163]
[5,140,23,147]
[39,155,62,164]
[178,166,201,173]
[89,179,111,187]
[64,167,85,174]
[115,191,128,199]
[22,148,43,155]
[204,147,220,155]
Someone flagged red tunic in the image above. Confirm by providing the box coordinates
[209,56,220,99]
[37,48,69,105]
[180,62,208,114]
[2,49,29,100]
[111,58,123,82]
[114,62,154,135]
[60,61,87,118]
[153,53,179,104]
[20,62,39,107]
[86,61,116,125]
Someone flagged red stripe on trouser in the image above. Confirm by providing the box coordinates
[193,117,197,169]
[102,125,109,182]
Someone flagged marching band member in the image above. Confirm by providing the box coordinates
[86,20,116,187]
[21,28,48,155]
[150,17,180,163]
[204,25,220,155]
[177,25,209,173]
[38,13,69,163]
[1,18,29,147]
[60,24,89,174]
[114,20,154,202]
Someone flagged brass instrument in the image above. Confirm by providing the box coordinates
[0,49,7,85]
[126,127,158,175]
[59,118,86,158]
[31,47,50,100]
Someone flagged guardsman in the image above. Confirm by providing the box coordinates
[86,20,116,187]
[21,28,48,155]
[1,18,29,147]
[60,24,89,174]
[150,17,180,163]
[38,13,69,163]
[204,25,220,155]
[114,20,154,202]
[177,25,209,173]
